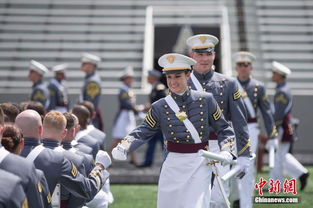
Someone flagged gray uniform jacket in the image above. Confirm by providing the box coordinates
[20,139,106,201]
[76,132,100,159]
[188,70,250,157]
[35,169,52,208]
[30,80,49,109]
[47,78,69,111]
[87,125,106,150]
[273,81,294,142]
[82,72,102,108]
[237,78,277,139]
[0,169,27,208]
[128,89,235,152]
[0,146,43,208]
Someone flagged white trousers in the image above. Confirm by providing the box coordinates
[237,123,259,208]
[270,142,290,184]
[158,152,212,208]
[209,140,230,208]
[284,153,308,179]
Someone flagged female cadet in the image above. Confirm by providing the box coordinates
[112,53,236,208]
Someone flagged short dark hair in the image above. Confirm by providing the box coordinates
[79,101,95,118]
[1,124,23,153]
[71,105,90,128]
[63,112,75,130]
[0,107,4,125]
[26,101,45,121]
[0,102,20,123]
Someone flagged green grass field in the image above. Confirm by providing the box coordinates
[109,166,313,208]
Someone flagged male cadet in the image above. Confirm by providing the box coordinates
[138,69,167,167]
[186,34,250,208]
[80,53,103,130]
[16,109,112,206]
[79,101,106,150]
[270,61,309,190]
[233,51,278,208]
[72,105,100,159]
[47,63,69,113]
[0,108,44,208]
[0,169,27,208]
[112,53,237,208]
[0,102,20,123]
[28,59,50,109]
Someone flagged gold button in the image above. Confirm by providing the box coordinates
[200,104,203,108]
[187,135,190,138]
[202,82,206,85]
[199,98,202,101]
[200,112,204,115]
[169,124,172,127]
[176,141,180,143]
[174,96,177,99]
[221,101,224,104]
[200,136,203,139]
[221,109,224,112]
[187,93,190,96]
[173,137,177,140]
[203,89,206,92]
[200,132,203,135]
[186,129,189,132]
[164,105,168,108]
[220,92,223,96]
[201,126,204,129]
[186,139,189,142]
[182,105,186,108]
[171,132,174,135]
[220,85,224,88]
[254,88,258,92]
[166,112,169,114]
[189,86,192,89]
[167,118,170,121]
[254,93,257,97]
[200,118,204,121]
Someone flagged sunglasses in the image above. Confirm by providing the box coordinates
[237,62,251,67]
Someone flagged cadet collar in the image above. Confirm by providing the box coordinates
[276,80,287,89]
[170,89,191,103]
[193,70,214,81]
[32,80,43,88]
[85,71,95,79]
[237,77,251,87]
[61,141,72,150]
[24,137,41,146]
[42,138,60,149]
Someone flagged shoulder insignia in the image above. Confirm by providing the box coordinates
[233,89,241,100]
[22,198,28,208]
[145,109,156,128]
[121,91,129,99]
[156,84,165,90]
[47,192,52,204]
[33,90,46,100]
[212,105,222,121]
[275,93,287,104]
[37,182,42,193]
[275,120,283,126]
[71,162,78,178]
[86,82,100,99]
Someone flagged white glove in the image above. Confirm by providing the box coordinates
[219,151,234,166]
[112,144,128,161]
[95,150,112,168]
[266,138,278,151]
[235,156,250,179]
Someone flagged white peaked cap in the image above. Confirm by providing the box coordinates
[29,60,49,75]
[233,51,256,63]
[186,34,219,52]
[81,53,101,65]
[52,63,68,73]
[272,61,291,76]
[158,53,196,74]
